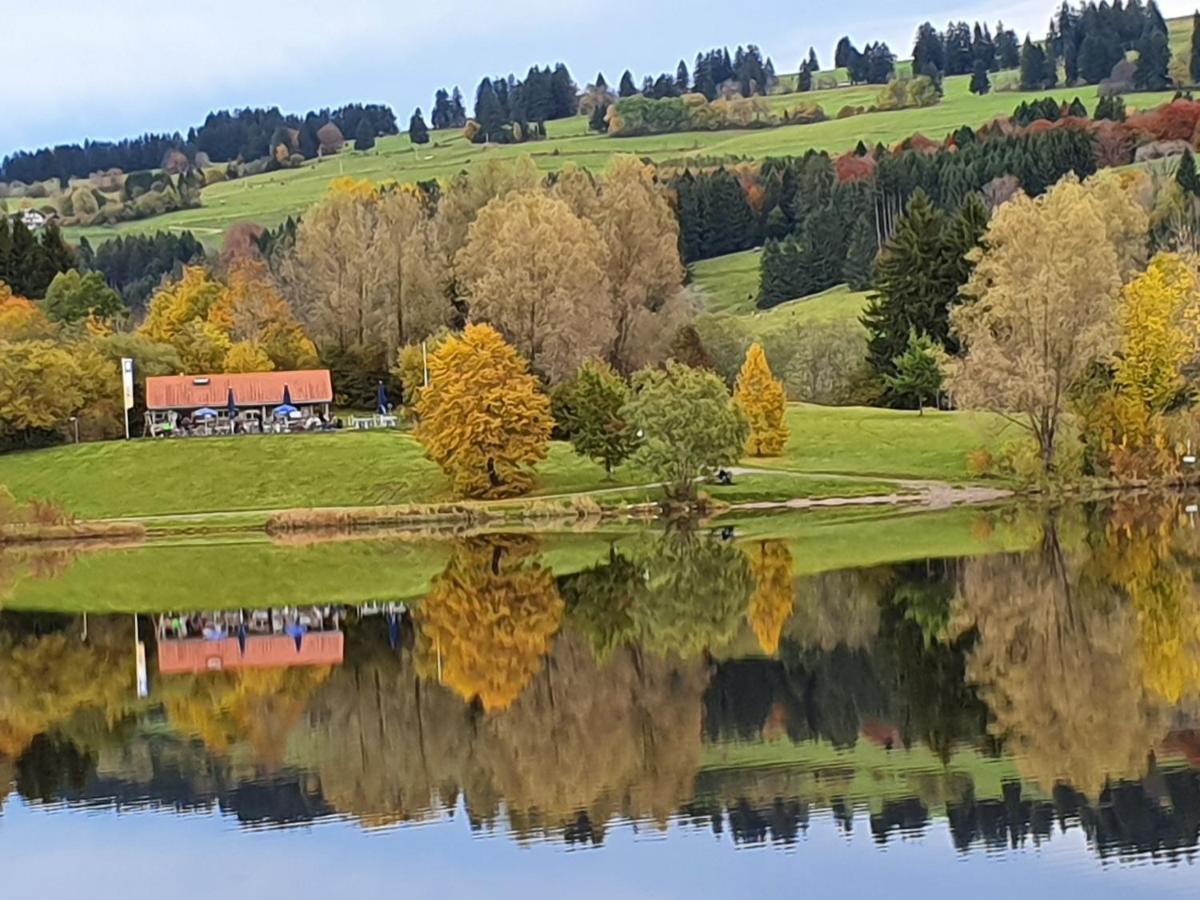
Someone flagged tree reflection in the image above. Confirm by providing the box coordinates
[747,541,794,655]
[414,537,563,712]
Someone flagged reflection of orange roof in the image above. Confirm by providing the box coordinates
[157,632,344,674]
[145,370,333,410]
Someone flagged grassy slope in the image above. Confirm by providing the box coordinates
[0,404,1010,519]
[59,71,1179,245]
[690,247,869,331]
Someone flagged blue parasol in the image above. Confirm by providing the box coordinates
[226,387,237,422]
[273,404,299,417]
[193,407,217,418]
[282,384,293,406]
[376,381,389,415]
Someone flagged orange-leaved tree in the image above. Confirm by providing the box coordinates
[414,323,553,498]
[733,342,789,456]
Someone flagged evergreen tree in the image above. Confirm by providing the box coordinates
[549,63,578,118]
[1133,28,1171,91]
[431,88,452,130]
[1067,96,1088,117]
[996,23,1022,69]
[473,78,506,141]
[863,190,963,387]
[589,103,609,133]
[885,330,943,414]
[408,109,430,145]
[1042,37,1059,88]
[973,22,997,72]
[450,87,467,126]
[808,47,820,71]
[1191,12,1200,85]
[843,216,878,290]
[1020,37,1049,90]
[798,60,813,92]
[970,60,992,94]
[835,36,856,69]
[619,70,638,97]
[1094,94,1127,120]
[354,118,376,151]
[1178,149,1200,198]
[676,60,690,93]
[913,23,946,81]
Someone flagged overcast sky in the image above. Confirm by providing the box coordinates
[5,0,1198,154]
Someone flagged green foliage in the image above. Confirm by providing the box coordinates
[969,61,991,95]
[41,270,124,324]
[1134,29,1172,91]
[1191,12,1200,85]
[354,119,376,152]
[1094,94,1127,121]
[885,330,943,414]
[0,219,76,300]
[622,362,748,501]
[551,359,635,476]
[407,109,429,146]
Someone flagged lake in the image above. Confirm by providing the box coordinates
[1,499,1198,898]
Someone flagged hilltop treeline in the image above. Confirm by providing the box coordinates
[0,103,398,184]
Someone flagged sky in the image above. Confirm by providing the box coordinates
[5,0,1199,155]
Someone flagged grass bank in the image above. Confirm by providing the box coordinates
[0,404,1011,523]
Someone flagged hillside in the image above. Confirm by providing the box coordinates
[48,69,1179,246]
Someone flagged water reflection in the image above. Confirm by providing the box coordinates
[2,500,1200,874]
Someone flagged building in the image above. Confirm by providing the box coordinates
[144,369,333,434]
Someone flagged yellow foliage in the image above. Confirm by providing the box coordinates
[1116,252,1195,413]
[414,539,563,712]
[747,540,795,654]
[224,341,276,373]
[0,295,55,341]
[140,265,224,344]
[414,323,553,498]
[733,343,789,456]
[328,176,379,200]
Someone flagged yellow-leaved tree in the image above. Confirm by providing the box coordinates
[414,538,563,712]
[414,323,553,498]
[747,540,795,655]
[734,343,789,456]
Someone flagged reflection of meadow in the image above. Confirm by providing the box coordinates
[3,500,1200,857]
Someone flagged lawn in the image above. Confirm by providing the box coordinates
[56,69,1180,247]
[0,404,1012,520]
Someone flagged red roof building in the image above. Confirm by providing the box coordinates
[145,370,333,411]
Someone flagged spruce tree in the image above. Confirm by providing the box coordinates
[970,60,992,94]
[408,109,430,145]
[1068,96,1088,117]
[863,190,957,384]
[589,103,609,133]
[1191,12,1200,85]
[1020,38,1048,90]
[676,60,690,93]
[798,61,813,92]
[1178,149,1200,198]
[596,71,608,90]
[355,119,376,151]
[807,47,820,71]
[1133,28,1171,91]
[618,70,638,97]
[450,87,467,126]
[885,331,943,414]
[843,216,878,291]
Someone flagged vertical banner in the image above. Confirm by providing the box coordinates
[135,639,149,699]
[121,357,134,439]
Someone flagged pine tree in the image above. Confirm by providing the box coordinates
[450,87,467,126]
[863,191,954,382]
[734,343,789,456]
[618,70,638,97]
[588,103,609,133]
[843,216,878,290]
[807,47,819,71]
[798,60,813,92]
[1191,12,1200,85]
[996,23,1021,69]
[970,60,992,94]
[354,119,376,151]
[408,109,430,145]
[1020,37,1048,90]
[1068,96,1088,117]
[885,330,943,414]
[1095,94,1127,121]
[1133,28,1171,91]
[676,60,690,93]
[431,88,451,129]
[1178,149,1200,198]
[473,78,505,142]
[595,72,608,90]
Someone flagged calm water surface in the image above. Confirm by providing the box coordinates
[2,500,1200,898]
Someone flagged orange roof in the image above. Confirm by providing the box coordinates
[157,632,344,674]
[145,370,333,410]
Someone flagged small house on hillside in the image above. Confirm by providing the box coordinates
[9,208,55,230]
[144,369,333,435]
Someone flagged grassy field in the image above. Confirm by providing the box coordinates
[53,71,1178,246]
[0,404,1011,520]
[691,246,869,328]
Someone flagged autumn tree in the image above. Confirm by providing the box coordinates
[0,291,57,341]
[414,538,563,712]
[455,192,614,382]
[747,540,795,655]
[949,175,1148,473]
[41,270,124,324]
[885,330,943,414]
[551,359,634,477]
[1115,253,1195,414]
[209,258,317,370]
[414,323,553,498]
[733,343,789,456]
[0,341,84,446]
[432,157,542,265]
[140,265,224,345]
[622,362,748,501]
